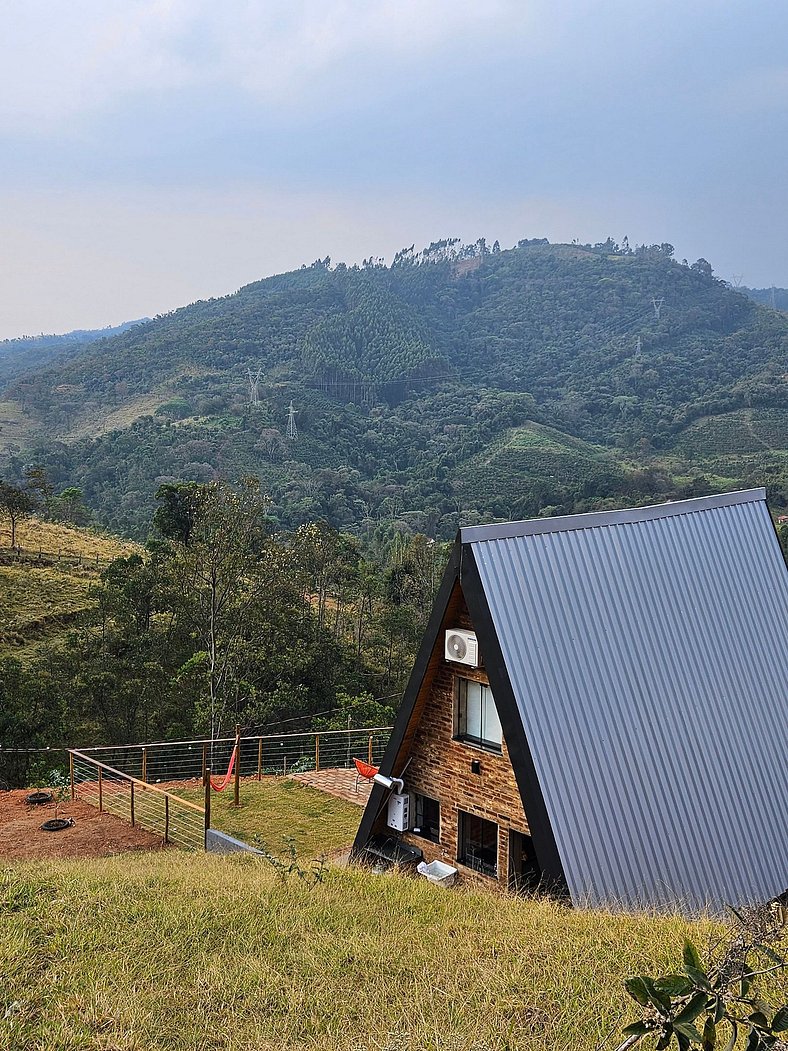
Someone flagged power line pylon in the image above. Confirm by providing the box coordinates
[652,297,664,321]
[286,402,298,441]
[247,368,262,407]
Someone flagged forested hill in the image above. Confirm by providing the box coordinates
[1,238,787,539]
[0,319,149,384]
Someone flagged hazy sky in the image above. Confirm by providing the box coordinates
[1,0,787,338]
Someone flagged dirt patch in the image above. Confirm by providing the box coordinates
[0,790,167,861]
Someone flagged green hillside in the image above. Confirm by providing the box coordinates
[2,239,787,539]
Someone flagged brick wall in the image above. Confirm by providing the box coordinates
[388,584,530,887]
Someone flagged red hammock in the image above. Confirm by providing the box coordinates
[210,746,238,792]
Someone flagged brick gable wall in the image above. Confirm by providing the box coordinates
[387,584,530,886]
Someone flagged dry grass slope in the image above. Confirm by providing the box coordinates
[0,514,138,559]
[0,517,139,656]
[0,852,739,1051]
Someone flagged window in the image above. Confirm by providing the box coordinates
[458,811,498,877]
[412,794,440,842]
[456,678,502,750]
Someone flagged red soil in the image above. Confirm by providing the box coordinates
[0,790,167,861]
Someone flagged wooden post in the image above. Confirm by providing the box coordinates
[165,795,170,844]
[233,726,241,808]
[368,734,373,765]
[130,782,135,827]
[98,766,103,813]
[201,743,207,782]
[257,738,262,781]
[69,752,75,801]
[203,767,211,851]
[141,747,147,783]
[315,734,320,773]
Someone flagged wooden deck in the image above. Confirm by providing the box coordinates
[291,767,373,806]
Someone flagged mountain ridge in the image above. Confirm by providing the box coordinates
[1,239,786,538]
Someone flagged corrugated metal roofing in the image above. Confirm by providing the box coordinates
[469,489,788,912]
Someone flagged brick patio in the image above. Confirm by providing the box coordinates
[291,767,374,806]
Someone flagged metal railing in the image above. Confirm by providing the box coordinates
[69,749,206,851]
[75,727,393,793]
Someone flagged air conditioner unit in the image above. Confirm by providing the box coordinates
[444,629,479,668]
[387,792,411,832]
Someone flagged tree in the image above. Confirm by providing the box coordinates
[0,480,36,547]
[51,486,92,526]
[152,482,207,544]
[168,479,272,739]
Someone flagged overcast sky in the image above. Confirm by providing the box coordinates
[1,0,787,338]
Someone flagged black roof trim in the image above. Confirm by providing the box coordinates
[352,541,462,856]
[458,488,766,545]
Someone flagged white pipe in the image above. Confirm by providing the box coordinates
[372,772,404,793]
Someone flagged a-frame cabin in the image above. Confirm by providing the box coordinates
[353,489,788,913]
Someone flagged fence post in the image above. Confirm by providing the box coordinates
[203,766,211,851]
[98,767,103,813]
[201,743,207,782]
[257,738,262,781]
[141,747,147,783]
[233,726,241,808]
[130,782,135,827]
[368,734,373,765]
[165,795,170,844]
[69,751,75,801]
[315,734,320,773]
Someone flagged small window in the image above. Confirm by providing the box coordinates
[412,794,440,842]
[456,678,502,751]
[458,811,498,877]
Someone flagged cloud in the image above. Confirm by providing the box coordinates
[0,0,532,131]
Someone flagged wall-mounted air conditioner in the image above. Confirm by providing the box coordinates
[445,629,479,668]
[387,792,411,832]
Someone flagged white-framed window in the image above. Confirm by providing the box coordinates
[455,678,502,751]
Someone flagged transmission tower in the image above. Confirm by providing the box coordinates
[771,286,777,310]
[731,274,744,289]
[286,401,298,441]
[652,297,664,320]
[636,336,642,353]
[247,368,262,407]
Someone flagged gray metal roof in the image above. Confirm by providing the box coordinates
[469,488,788,912]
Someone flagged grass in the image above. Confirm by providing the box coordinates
[0,563,94,651]
[0,399,36,454]
[0,517,138,657]
[0,851,752,1051]
[0,514,138,559]
[182,778,363,858]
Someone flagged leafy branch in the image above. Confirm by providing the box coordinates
[616,903,788,1051]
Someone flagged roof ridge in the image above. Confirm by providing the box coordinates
[458,488,766,545]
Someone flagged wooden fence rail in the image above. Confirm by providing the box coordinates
[69,748,207,850]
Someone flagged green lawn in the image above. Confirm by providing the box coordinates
[0,852,756,1051]
[182,777,363,859]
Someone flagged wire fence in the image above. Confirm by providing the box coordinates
[69,749,206,851]
[75,728,392,794]
[0,545,114,568]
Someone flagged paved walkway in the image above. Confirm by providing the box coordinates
[291,767,373,806]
